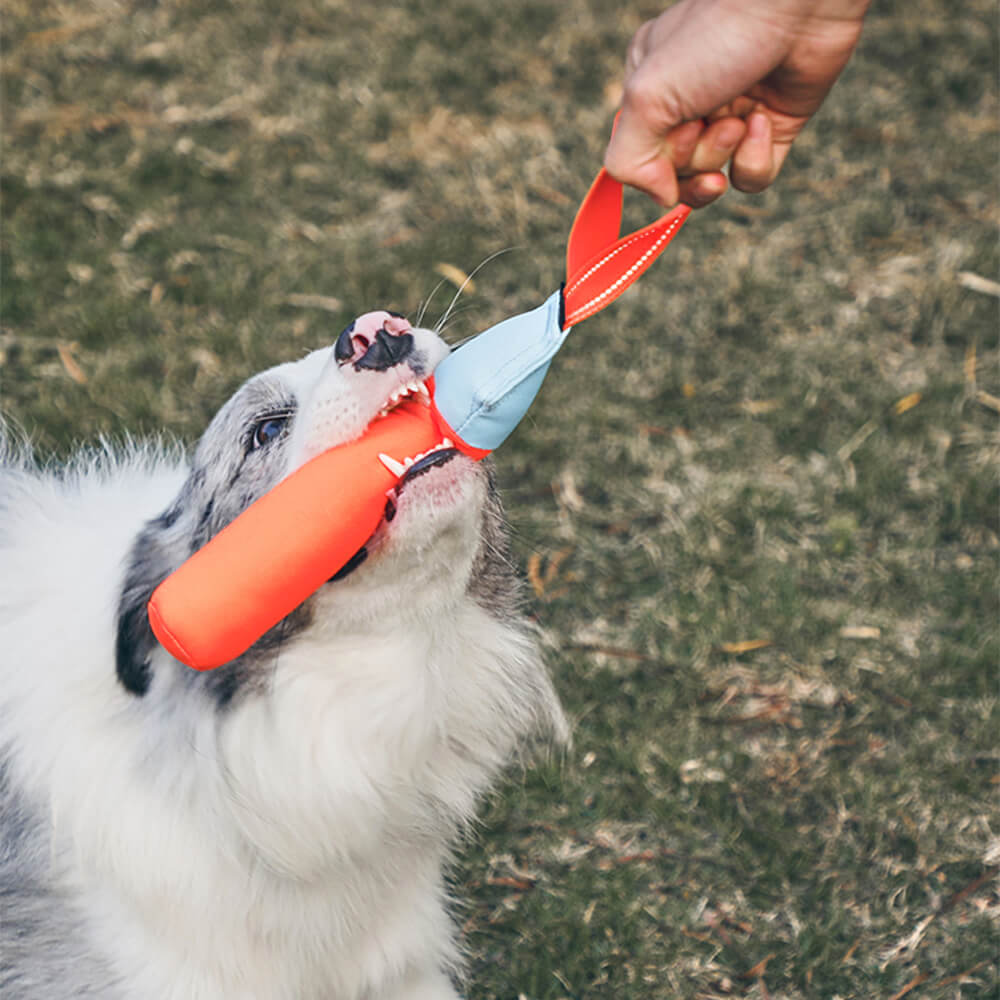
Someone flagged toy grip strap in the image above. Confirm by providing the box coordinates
[431,154,692,457]
[563,168,690,328]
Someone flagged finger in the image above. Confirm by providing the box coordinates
[604,121,679,207]
[705,97,756,123]
[730,111,776,194]
[605,113,706,207]
[768,139,796,183]
[662,119,705,171]
[683,117,747,176]
[677,171,728,209]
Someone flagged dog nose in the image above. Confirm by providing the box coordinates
[354,327,414,371]
[335,310,414,370]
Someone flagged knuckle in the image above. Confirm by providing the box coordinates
[620,77,653,116]
[621,74,669,123]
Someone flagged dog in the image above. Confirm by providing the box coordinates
[0,311,566,999]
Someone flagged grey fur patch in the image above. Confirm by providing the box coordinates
[115,372,304,702]
[0,757,122,998]
[466,461,528,620]
[185,376,298,549]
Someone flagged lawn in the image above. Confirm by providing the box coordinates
[2,0,997,996]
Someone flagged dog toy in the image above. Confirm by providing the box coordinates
[148,165,690,670]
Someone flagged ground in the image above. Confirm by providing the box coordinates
[2,0,998,996]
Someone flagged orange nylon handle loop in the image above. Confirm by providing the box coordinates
[565,167,624,281]
[563,168,690,328]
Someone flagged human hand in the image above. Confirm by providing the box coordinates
[604,0,871,208]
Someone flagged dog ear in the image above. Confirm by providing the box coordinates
[116,522,174,696]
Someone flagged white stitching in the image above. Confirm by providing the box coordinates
[565,215,684,324]
[565,213,685,296]
[565,230,645,296]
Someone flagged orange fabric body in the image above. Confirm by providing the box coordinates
[148,399,445,670]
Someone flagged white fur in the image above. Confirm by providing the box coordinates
[0,330,564,999]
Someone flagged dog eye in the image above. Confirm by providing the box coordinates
[250,414,290,451]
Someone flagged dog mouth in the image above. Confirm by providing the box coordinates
[371,377,459,507]
[327,379,459,584]
[381,446,459,522]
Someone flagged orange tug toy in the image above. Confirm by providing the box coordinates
[148,165,690,670]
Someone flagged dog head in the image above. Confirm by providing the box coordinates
[115,312,523,705]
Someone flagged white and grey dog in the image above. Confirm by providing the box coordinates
[0,313,566,999]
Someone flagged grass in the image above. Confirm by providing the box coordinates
[2,0,998,996]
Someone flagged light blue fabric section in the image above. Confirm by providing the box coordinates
[432,289,569,453]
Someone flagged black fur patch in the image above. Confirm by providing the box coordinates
[115,525,172,697]
[190,497,215,554]
[152,504,182,530]
[201,664,243,709]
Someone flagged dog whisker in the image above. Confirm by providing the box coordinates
[433,247,517,337]
[434,306,481,346]
[415,277,449,330]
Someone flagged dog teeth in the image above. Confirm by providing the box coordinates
[378,438,456,481]
[378,453,408,478]
[380,380,430,415]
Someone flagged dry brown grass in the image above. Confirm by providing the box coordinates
[2,0,998,996]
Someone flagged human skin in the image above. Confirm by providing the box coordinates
[605,0,872,207]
